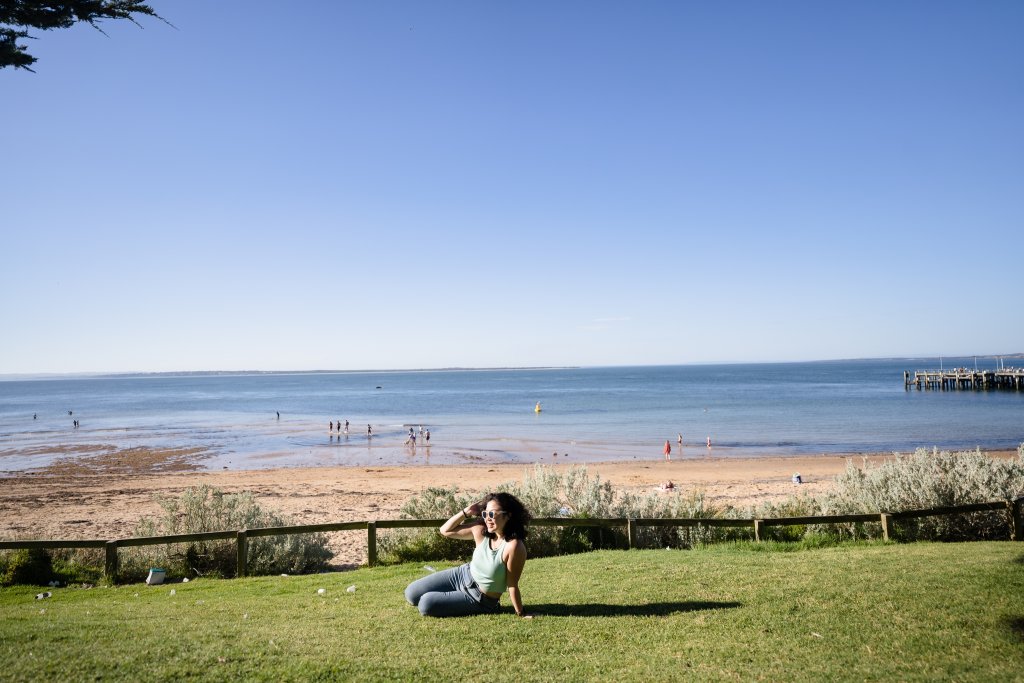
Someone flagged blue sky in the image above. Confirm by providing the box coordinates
[2,1,1021,374]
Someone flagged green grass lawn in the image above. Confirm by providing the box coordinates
[2,542,1023,682]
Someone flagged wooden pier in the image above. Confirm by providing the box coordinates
[904,368,1024,391]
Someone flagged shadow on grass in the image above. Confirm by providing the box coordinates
[1013,554,1024,565]
[1006,616,1024,643]
[527,601,741,617]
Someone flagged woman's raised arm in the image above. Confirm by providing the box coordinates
[439,503,482,540]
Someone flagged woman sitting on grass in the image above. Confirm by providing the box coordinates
[405,492,533,618]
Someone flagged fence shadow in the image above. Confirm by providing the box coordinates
[1006,616,1024,643]
[527,600,741,618]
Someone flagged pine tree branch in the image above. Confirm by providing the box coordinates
[1,1,167,71]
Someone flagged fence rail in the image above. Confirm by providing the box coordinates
[2,497,1021,583]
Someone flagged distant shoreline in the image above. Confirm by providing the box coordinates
[0,367,580,381]
[3,353,1024,381]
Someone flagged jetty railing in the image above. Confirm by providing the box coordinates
[2,497,1021,583]
[904,367,1024,390]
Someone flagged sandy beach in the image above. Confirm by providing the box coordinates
[2,446,1018,567]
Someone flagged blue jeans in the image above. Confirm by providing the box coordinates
[405,563,501,617]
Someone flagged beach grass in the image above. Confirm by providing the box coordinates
[1,542,1022,681]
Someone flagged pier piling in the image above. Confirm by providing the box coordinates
[905,367,1024,391]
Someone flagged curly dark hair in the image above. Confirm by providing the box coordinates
[483,492,531,541]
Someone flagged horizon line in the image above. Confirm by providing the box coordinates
[2,352,1022,381]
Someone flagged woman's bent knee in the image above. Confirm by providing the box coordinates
[417,593,442,617]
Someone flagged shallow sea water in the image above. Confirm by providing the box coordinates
[1,358,1021,472]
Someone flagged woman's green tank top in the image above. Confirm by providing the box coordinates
[470,536,507,594]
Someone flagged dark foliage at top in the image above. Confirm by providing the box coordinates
[1,1,163,71]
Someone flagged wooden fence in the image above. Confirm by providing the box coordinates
[2,497,1021,584]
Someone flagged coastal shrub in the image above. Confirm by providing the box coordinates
[1,548,53,586]
[613,488,730,548]
[823,447,1024,541]
[741,495,877,543]
[128,485,333,580]
[378,487,479,563]
[736,495,823,542]
[382,447,1024,562]
[378,468,622,562]
[379,466,735,561]
[492,465,729,553]
[499,465,626,555]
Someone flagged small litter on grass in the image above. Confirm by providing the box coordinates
[243,613,249,620]
[280,574,289,577]
[133,593,139,598]
[182,578,190,583]
[146,568,166,585]
[423,565,436,573]
[169,589,176,597]
[39,609,46,614]
[35,592,51,600]
[811,632,823,639]
[317,588,326,595]
[346,585,356,593]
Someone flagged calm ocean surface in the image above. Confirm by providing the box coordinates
[1,359,1022,472]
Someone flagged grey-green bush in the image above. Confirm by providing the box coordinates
[498,465,624,555]
[379,465,731,561]
[128,485,333,580]
[823,446,1024,541]
[377,487,479,563]
[381,448,1024,560]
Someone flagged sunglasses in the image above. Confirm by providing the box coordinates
[480,510,506,519]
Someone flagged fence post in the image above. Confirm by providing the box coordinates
[236,531,248,577]
[753,519,763,542]
[880,513,892,541]
[104,540,119,584]
[1011,498,1023,542]
[367,522,377,566]
[627,519,637,549]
